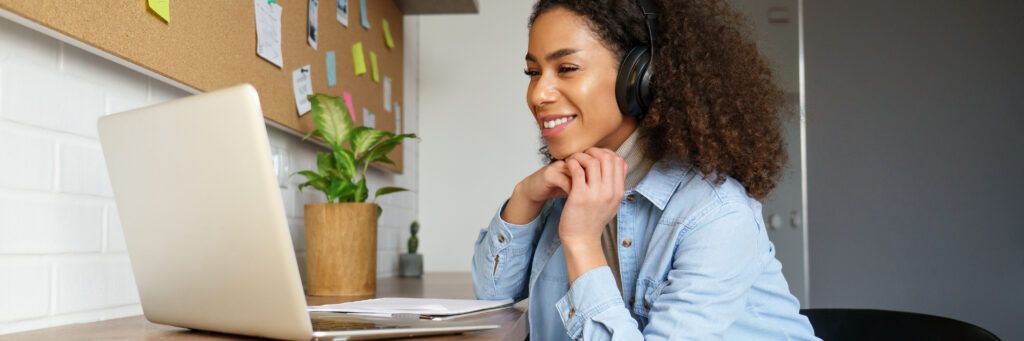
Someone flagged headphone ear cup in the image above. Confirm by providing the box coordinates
[616,46,652,119]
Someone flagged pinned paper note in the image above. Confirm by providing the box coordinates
[370,51,379,83]
[383,76,392,112]
[352,42,367,76]
[326,51,337,86]
[148,0,170,23]
[343,92,356,122]
[359,0,370,29]
[395,103,402,134]
[307,0,319,49]
[336,0,349,27]
[292,65,314,115]
[382,19,395,49]
[363,108,375,128]
[255,0,283,68]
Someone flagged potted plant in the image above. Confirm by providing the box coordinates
[295,93,416,296]
[399,221,423,277]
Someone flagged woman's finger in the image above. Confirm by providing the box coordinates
[566,158,586,194]
[586,148,616,186]
[569,152,601,186]
[614,157,625,196]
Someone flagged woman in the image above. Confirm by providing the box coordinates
[472,0,819,340]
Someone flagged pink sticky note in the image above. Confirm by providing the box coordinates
[343,92,356,122]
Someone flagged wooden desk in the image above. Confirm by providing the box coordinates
[2,273,527,340]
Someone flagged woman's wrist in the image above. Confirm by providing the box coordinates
[562,237,607,284]
[501,182,545,225]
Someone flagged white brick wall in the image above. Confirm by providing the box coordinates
[0,15,419,335]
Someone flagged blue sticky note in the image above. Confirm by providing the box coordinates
[359,0,370,29]
[326,51,337,87]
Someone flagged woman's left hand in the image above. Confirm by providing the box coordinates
[558,147,627,248]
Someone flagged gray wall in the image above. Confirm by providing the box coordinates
[805,1,1024,339]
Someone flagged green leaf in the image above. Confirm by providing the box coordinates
[308,94,353,149]
[350,128,391,158]
[333,149,357,180]
[362,133,416,165]
[316,152,339,177]
[373,186,407,201]
[353,177,368,202]
[328,178,356,202]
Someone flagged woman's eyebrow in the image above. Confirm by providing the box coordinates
[525,48,580,62]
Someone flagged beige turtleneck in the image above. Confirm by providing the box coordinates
[602,129,654,294]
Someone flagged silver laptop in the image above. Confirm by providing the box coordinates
[97,84,498,340]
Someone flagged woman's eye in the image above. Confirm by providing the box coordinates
[523,69,540,77]
[558,66,579,73]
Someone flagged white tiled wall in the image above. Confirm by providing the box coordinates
[0,15,419,335]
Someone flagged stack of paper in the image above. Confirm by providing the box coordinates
[308,297,514,319]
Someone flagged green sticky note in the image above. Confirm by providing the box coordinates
[148,0,170,23]
[370,51,379,83]
[382,19,395,49]
[352,42,367,76]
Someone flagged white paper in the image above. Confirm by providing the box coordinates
[254,0,283,68]
[307,0,319,49]
[394,103,402,134]
[307,298,514,317]
[336,0,349,27]
[293,65,314,115]
[363,108,375,128]
[383,76,392,112]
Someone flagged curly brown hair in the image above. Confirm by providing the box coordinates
[530,0,788,200]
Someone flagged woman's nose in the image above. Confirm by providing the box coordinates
[529,76,559,110]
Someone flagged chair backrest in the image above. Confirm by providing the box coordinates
[800,308,1000,341]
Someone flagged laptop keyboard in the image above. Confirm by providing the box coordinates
[311,318,405,331]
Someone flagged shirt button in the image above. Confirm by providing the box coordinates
[622,239,633,248]
[568,307,576,319]
[497,234,506,243]
[629,298,636,307]
[626,194,637,202]
[644,300,651,310]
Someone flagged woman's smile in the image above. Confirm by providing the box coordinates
[539,114,578,138]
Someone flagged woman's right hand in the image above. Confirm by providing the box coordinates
[501,161,572,225]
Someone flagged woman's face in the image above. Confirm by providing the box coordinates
[526,8,636,160]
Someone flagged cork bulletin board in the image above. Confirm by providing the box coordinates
[0,0,406,173]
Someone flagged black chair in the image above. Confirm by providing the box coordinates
[800,308,1000,341]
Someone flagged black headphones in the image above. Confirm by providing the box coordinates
[615,0,660,120]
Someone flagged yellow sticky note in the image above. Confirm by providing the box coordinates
[370,51,380,83]
[148,0,170,23]
[352,42,367,76]
[382,19,395,49]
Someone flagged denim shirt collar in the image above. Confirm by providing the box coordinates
[633,159,690,210]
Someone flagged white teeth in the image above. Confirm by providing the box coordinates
[543,116,574,129]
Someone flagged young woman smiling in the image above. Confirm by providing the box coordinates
[472,0,819,340]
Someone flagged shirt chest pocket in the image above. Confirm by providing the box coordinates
[633,277,669,319]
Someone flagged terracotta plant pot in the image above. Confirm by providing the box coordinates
[304,202,377,297]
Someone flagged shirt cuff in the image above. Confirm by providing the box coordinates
[485,199,543,255]
[555,266,625,339]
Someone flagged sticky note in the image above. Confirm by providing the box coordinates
[382,19,395,49]
[326,51,337,86]
[363,108,375,129]
[370,51,379,83]
[394,103,402,134]
[343,92,356,122]
[383,76,392,112]
[148,0,170,23]
[336,0,349,27]
[292,65,314,115]
[359,0,370,29]
[254,0,283,68]
[352,42,367,75]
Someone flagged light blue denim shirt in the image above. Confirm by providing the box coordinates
[472,159,819,340]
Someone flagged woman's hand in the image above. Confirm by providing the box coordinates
[502,161,572,225]
[559,148,627,282]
